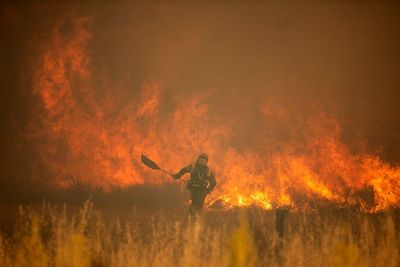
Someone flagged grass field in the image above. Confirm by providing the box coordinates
[0,200,399,267]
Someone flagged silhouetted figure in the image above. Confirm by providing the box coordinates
[173,153,216,216]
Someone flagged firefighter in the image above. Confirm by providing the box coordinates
[172,153,216,215]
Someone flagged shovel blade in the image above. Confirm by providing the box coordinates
[141,154,161,170]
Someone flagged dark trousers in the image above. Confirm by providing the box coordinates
[189,189,207,216]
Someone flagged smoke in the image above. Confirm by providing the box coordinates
[1,1,400,210]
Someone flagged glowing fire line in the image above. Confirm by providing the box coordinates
[26,15,400,212]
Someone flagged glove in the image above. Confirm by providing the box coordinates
[172,173,181,180]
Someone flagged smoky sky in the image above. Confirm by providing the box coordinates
[1,0,400,190]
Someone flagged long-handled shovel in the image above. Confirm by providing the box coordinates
[141,154,187,182]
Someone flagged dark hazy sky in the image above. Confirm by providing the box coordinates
[1,1,400,190]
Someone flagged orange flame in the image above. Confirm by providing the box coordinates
[27,16,400,212]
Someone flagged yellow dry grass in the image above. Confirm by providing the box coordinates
[0,202,398,267]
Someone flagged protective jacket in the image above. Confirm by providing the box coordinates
[175,163,216,192]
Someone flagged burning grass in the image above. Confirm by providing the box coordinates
[0,201,399,267]
[21,13,400,213]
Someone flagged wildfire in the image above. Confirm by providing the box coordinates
[26,15,400,212]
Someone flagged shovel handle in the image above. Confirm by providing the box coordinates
[159,168,173,176]
[159,168,187,183]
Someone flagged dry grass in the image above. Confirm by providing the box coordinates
[0,202,399,267]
